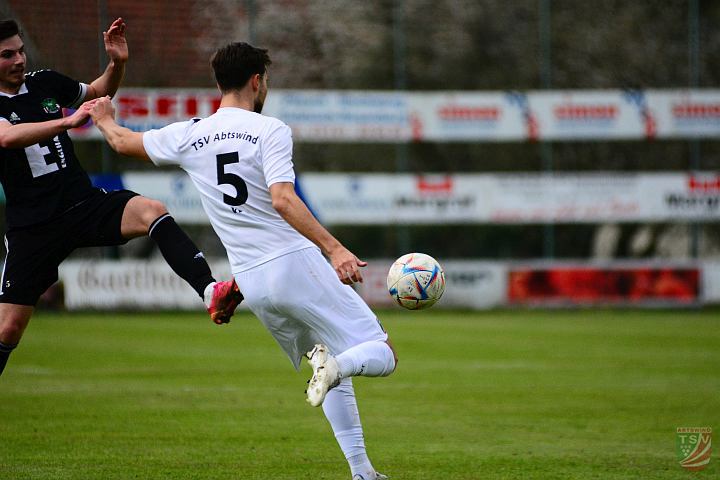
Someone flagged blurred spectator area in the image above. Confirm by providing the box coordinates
[1,1,718,261]
[3,0,225,87]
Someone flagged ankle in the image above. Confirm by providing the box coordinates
[203,282,217,308]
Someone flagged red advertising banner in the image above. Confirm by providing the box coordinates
[508,266,699,306]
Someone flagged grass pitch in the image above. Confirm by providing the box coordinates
[1,309,719,479]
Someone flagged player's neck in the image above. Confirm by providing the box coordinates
[219,91,253,112]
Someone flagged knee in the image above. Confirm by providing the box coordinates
[0,313,30,344]
[386,339,398,371]
[142,199,169,225]
[131,197,169,231]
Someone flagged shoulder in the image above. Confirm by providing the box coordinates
[145,118,203,147]
[260,114,291,138]
[24,69,78,93]
[263,114,288,129]
[24,69,64,84]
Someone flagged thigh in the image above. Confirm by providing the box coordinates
[289,249,388,352]
[237,248,387,362]
[120,195,167,238]
[1,227,68,306]
[71,190,139,248]
[0,190,139,306]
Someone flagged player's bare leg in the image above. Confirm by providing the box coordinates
[120,196,242,323]
[0,303,33,375]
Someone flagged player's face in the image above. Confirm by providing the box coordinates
[0,35,26,93]
[254,73,268,114]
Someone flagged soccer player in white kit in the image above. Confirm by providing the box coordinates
[88,42,397,480]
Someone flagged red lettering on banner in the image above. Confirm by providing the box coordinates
[118,95,149,117]
[527,113,539,141]
[439,105,500,121]
[417,176,453,194]
[672,103,720,118]
[688,175,720,192]
[116,92,221,119]
[156,96,177,116]
[554,104,618,120]
[185,98,198,117]
[410,113,423,142]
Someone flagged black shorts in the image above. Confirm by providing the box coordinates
[0,189,139,306]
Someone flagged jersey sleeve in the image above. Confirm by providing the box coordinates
[143,120,194,166]
[261,122,296,187]
[33,70,87,108]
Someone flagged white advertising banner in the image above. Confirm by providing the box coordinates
[60,260,232,310]
[354,260,506,309]
[527,90,649,140]
[647,90,720,139]
[68,88,720,142]
[299,172,720,224]
[408,92,528,141]
[105,171,720,225]
[60,259,506,310]
[262,90,411,142]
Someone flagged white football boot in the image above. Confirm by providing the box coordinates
[352,473,388,480]
[305,344,341,407]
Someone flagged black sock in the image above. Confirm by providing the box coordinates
[148,214,215,298]
[0,340,18,376]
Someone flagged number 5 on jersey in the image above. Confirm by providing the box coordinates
[217,152,248,207]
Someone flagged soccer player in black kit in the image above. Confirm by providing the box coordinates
[0,18,243,376]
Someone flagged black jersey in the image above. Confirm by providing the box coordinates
[0,69,96,229]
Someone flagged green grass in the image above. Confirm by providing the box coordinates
[1,309,719,479]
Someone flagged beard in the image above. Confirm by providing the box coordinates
[253,86,267,113]
[253,98,264,114]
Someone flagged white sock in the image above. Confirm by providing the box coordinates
[322,378,376,478]
[202,282,217,308]
[335,341,395,378]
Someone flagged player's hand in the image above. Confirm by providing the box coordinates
[104,17,128,63]
[63,101,95,129]
[89,96,116,123]
[329,246,367,285]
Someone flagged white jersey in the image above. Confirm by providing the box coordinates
[143,107,315,274]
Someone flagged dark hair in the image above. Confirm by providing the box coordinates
[211,42,271,92]
[0,19,20,42]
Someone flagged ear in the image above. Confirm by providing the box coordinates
[251,74,260,91]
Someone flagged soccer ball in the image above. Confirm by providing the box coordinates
[387,253,445,310]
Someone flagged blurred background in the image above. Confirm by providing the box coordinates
[2,0,719,309]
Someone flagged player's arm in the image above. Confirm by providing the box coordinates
[270,182,367,285]
[84,18,127,101]
[0,104,93,149]
[89,96,149,160]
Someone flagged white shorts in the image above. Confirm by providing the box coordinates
[234,247,388,369]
